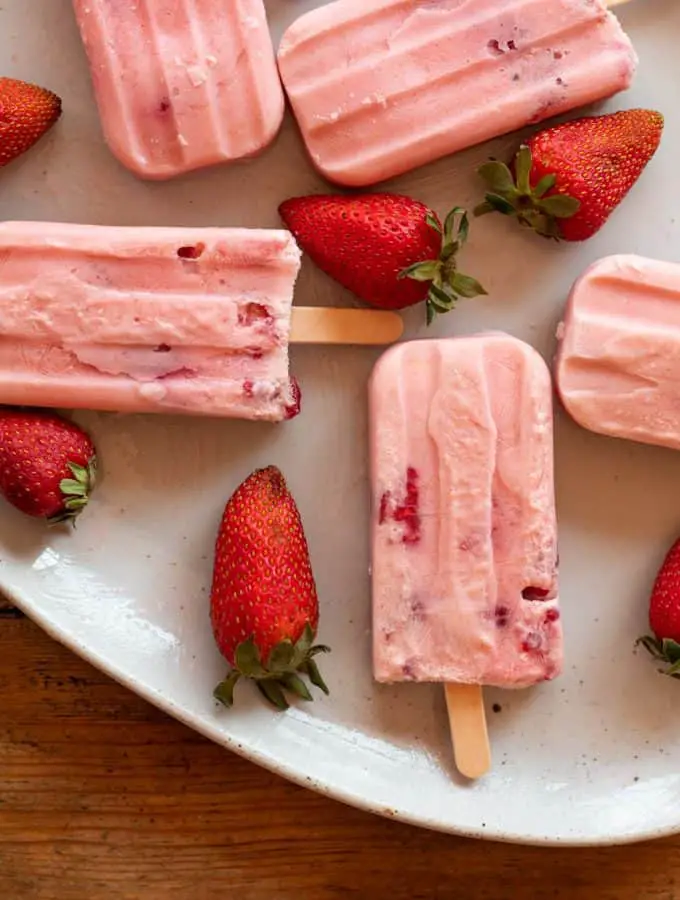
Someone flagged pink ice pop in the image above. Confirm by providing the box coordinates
[278,0,637,187]
[0,222,402,421]
[556,255,680,452]
[72,0,285,179]
[370,334,562,688]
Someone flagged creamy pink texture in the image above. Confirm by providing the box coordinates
[370,334,561,687]
[556,255,680,451]
[72,0,285,179]
[278,0,637,188]
[0,222,301,421]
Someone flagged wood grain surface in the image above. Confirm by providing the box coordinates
[1,598,678,900]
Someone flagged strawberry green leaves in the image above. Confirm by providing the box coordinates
[54,458,98,525]
[474,110,664,242]
[474,146,581,240]
[636,635,680,679]
[399,207,487,326]
[213,671,241,708]
[213,623,330,711]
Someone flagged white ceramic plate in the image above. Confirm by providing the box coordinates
[1,0,679,846]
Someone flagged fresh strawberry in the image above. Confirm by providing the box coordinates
[279,193,486,325]
[211,466,329,710]
[475,109,664,241]
[0,408,96,524]
[637,538,680,677]
[0,77,62,167]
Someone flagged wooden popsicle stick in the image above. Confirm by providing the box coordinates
[606,0,633,7]
[444,684,491,780]
[290,307,403,345]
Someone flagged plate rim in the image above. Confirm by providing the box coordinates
[3,574,676,848]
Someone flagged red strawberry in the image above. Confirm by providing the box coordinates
[279,193,486,325]
[637,538,680,677]
[211,466,329,710]
[475,109,664,241]
[0,408,96,524]
[0,77,62,168]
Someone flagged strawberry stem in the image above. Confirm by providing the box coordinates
[398,205,487,327]
[636,635,680,678]
[51,456,97,526]
[213,623,330,711]
[474,146,580,240]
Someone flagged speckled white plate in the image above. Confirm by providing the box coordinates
[1,0,679,846]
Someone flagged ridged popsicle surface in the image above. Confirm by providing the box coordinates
[73,0,284,178]
[279,0,637,186]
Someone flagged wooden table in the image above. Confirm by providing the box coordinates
[1,598,678,900]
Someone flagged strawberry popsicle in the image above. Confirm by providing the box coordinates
[370,334,562,687]
[72,0,285,179]
[278,0,637,187]
[0,222,402,421]
[556,255,680,451]
[369,333,562,776]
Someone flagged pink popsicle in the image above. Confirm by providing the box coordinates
[0,222,300,421]
[556,255,680,452]
[73,0,285,179]
[0,222,403,421]
[278,0,637,187]
[370,334,562,688]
